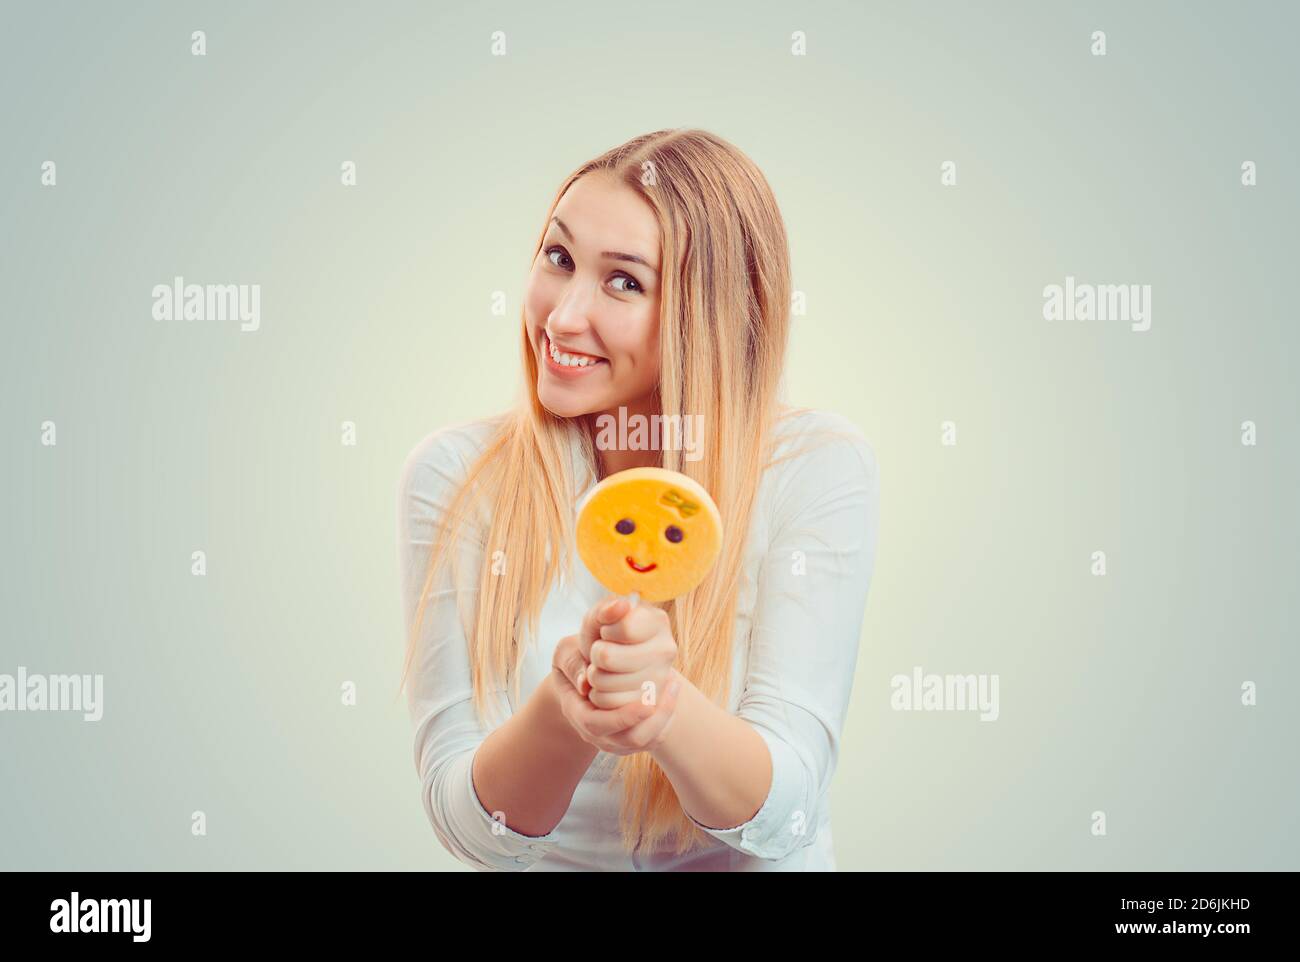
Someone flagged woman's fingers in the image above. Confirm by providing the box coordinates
[606,678,682,752]
[598,604,668,644]
[554,658,587,698]
[559,668,682,753]
[555,616,679,748]
[556,675,603,738]
[590,636,674,675]
[586,687,644,710]
[572,658,592,697]
[578,597,630,659]
[569,691,656,736]
[586,671,672,709]
[586,662,655,694]
[553,635,590,696]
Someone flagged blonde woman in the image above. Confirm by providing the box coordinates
[397,129,879,871]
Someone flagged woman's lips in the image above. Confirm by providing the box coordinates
[626,557,657,572]
[543,332,606,378]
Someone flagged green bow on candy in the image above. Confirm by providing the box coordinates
[659,488,700,518]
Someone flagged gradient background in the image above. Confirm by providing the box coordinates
[1,0,1296,871]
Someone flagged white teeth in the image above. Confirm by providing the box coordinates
[548,336,599,367]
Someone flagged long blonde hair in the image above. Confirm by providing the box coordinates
[400,128,813,855]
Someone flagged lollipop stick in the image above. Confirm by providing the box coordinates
[624,590,640,609]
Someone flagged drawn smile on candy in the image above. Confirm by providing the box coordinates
[626,557,657,573]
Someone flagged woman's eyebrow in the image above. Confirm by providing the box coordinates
[551,216,659,274]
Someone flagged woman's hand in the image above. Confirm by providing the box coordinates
[584,598,678,713]
[548,596,683,756]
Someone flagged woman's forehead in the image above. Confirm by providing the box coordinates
[555,175,661,261]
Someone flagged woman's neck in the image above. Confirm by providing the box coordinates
[596,445,661,478]
[587,397,663,479]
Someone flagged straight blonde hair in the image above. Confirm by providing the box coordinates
[400,128,840,855]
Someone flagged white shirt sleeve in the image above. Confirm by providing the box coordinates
[397,426,562,872]
[684,420,880,860]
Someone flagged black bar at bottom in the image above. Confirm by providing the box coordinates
[0,870,1283,948]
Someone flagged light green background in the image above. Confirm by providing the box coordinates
[1,0,1295,870]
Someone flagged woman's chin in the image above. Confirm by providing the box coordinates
[538,386,599,420]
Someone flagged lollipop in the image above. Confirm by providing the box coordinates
[575,467,723,605]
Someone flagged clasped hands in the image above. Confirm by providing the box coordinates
[550,596,683,756]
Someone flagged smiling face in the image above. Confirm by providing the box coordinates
[525,171,663,421]
[575,467,723,603]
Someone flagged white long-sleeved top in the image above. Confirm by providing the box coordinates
[396,408,879,871]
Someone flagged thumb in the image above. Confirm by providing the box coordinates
[599,597,629,623]
[579,597,629,659]
[641,675,681,716]
[625,676,684,746]
[660,676,682,711]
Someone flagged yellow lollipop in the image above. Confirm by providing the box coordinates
[576,467,723,604]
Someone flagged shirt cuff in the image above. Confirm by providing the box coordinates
[445,748,563,870]
[682,726,810,860]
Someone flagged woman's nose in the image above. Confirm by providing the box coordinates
[548,280,598,333]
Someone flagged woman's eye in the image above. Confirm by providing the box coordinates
[544,246,642,295]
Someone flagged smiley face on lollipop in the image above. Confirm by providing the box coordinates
[575,467,723,603]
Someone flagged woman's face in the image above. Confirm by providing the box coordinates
[526,172,662,420]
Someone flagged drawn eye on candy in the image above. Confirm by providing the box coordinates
[575,468,723,604]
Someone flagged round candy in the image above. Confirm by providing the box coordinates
[575,467,723,603]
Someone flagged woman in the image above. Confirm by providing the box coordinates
[397,128,879,871]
